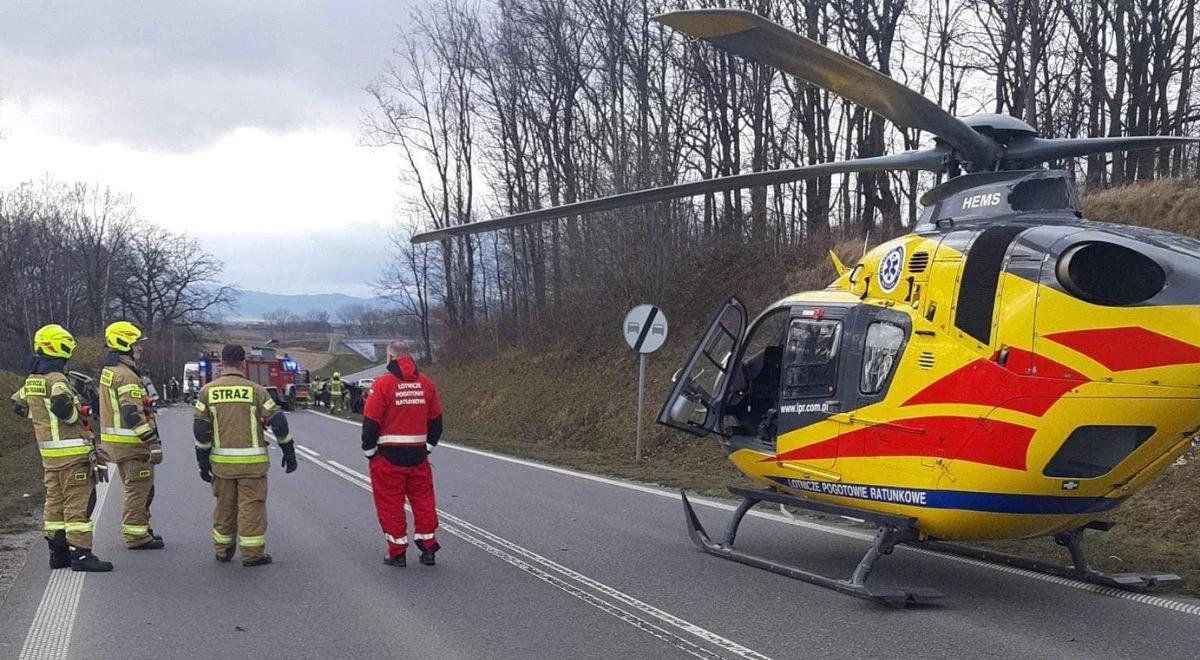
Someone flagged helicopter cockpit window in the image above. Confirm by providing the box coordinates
[861,322,905,395]
[723,308,790,431]
[781,319,841,399]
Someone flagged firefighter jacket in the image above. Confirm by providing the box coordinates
[330,377,343,397]
[193,370,292,479]
[98,352,159,463]
[361,356,443,466]
[11,357,94,470]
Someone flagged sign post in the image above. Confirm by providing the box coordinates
[623,305,668,461]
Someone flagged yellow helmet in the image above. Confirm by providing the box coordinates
[333,372,341,379]
[33,324,76,359]
[105,321,144,352]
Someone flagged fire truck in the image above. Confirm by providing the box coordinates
[193,345,311,410]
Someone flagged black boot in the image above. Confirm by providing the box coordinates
[148,528,164,542]
[70,548,113,572]
[384,553,406,567]
[419,549,436,566]
[130,537,165,550]
[215,546,235,563]
[47,531,69,570]
[243,554,273,567]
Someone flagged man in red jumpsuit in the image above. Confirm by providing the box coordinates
[362,340,443,567]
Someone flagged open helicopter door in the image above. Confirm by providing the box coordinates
[658,297,748,437]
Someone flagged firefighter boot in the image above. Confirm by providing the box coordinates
[215,546,235,563]
[243,554,273,567]
[384,553,406,567]
[47,531,69,570]
[70,548,113,572]
[130,537,165,550]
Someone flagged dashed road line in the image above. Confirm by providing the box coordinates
[307,409,1200,617]
[294,446,773,660]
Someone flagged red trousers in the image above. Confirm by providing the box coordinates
[369,457,439,558]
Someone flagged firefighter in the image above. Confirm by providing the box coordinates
[193,344,297,566]
[330,372,344,412]
[10,325,113,572]
[362,340,442,567]
[98,321,164,550]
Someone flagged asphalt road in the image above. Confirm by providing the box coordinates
[2,407,1199,659]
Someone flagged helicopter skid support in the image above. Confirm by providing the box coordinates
[921,526,1181,592]
[681,488,943,608]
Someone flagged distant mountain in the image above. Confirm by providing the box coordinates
[224,290,389,322]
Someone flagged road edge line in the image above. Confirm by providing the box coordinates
[18,478,112,660]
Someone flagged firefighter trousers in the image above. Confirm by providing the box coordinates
[212,476,268,559]
[369,458,439,559]
[331,393,344,411]
[43,463,96,550]
[115,458,155,548]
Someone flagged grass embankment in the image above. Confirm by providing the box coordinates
[419,179,1200,597]
[314,353,372,379]
[0,370,40,536]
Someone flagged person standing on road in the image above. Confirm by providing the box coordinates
[193,344,298,566]
[98,321,165,550]
[11,325,113,572]
[362,340,443,567]
[330,372,344,412]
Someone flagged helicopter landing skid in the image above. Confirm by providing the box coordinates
[921,525,1181,592]
[681,488,943,608]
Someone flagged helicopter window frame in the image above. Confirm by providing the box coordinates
[860,321,906,396]
[780,318,843,400]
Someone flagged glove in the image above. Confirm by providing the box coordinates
[147,438,164,465]
[280,443,298,474]
[195,447,213,483]
[10,400,27,417]
[89,451,109,483]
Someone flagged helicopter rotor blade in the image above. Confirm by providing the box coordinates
[1005,135,1200,165]
[655,9,999,170]
[411,149,946,244]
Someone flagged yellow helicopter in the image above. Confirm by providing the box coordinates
[414,9,1200,606]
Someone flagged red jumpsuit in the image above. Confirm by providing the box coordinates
[362,356,443,559]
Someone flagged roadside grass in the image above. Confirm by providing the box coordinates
[0,370,40,535]
[314,354,372,379]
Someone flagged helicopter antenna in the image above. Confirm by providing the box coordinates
[862,231,870,259]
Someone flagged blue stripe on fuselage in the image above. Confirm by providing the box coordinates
[767,477,1123,515]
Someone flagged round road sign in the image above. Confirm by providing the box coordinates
[623,305,668,354]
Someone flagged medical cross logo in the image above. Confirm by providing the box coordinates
[878,245,905,293]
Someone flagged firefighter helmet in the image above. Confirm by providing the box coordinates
[333,372,341,379]
[33,324,76,359]
[105,321,144,352]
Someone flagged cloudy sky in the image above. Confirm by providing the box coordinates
[0,1,417,297]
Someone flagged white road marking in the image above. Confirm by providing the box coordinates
[306,410,1200,617]
[294,445,320,458]
[18,479,111,660]
[294,449,773,660]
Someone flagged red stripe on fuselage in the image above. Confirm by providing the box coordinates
[764,416,1034,470]
[1044,327,1200,371]
[902,348,1085,416]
